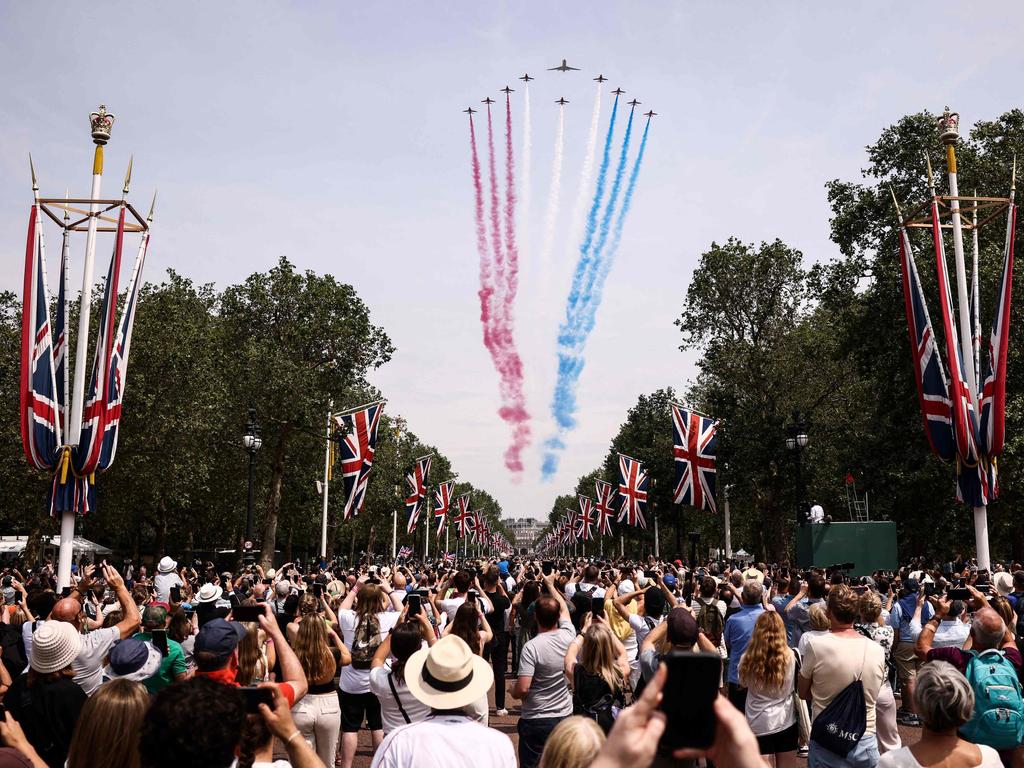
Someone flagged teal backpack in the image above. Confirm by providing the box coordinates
[961,649,1024,750]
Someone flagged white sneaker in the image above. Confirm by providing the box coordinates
[495,708,509,717]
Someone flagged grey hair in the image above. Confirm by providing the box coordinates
[972,612,1007,650]
[914,661,974,732]
[741,580,763,606]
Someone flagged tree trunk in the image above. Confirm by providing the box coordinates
[24,516,47,568]
[285,526,293,563]
[260,423,292,570]
[367,524,376,558]
[154,502,168,558]
[184,528,194,566]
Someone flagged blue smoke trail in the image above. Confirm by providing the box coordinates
[544,112,647,481]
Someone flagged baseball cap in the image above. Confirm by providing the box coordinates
[663,574,678,588]
[904,577,920,592]
[194,618,246,662]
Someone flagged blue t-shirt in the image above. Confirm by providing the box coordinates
[724,604,764,684]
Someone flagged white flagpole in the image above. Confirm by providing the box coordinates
[319,402,332,559]
[391,509,397,562]
[971,191,981,387]
[940,108,988,570]
[424,492,430,561]
[653,511,660,558]
[724,484,733,559]
[60,191,71,438]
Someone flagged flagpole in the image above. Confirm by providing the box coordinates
[424,491,430,561]
[940,108,989,571]
[60,194,71,439]
[723,483,733,560]
[653,511,660,559]
[319,402,332,559]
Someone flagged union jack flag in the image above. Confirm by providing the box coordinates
[442,551,455,565]
[335,401,385,520]
[98,230,149,471]
[453,493,472,538]
[404,454,432,534]
[576,497,595,541]
[434,480,454,539]
[20,204,61,472]
[979,203,1016,458]
[594,480,615,536]
[672,404,719,512]
[617,453,648,528]
[397,546,412,560]
[898,223,954,461]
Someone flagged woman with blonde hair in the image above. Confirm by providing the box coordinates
[796,602,830,657]
[538,715,606,768]
[290,599,351,766]
[857,590,900,753]
[739,611,798,768]
[564,618,629,733]
[66,678,149,768]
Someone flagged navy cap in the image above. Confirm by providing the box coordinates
[904,578,920,592]
[195,618,246,660]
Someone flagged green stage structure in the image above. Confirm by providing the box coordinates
[795,522,898,577]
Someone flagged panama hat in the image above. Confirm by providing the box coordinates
[196,583,223,603]
[31,621,82,674]
[157,556,177,573]
[994,571,1014,596]
[405,634,493,710]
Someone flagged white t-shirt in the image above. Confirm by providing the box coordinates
[370,715,516,768]
[369,664,432,734]
[437,595,490,625]
[564,582,606,601]
[628,613,660,648]
[73,626,120,695]
[879,745,1002,768]
[154,571,184,603]
[337,610,400,693]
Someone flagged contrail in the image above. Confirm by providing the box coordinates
[519,83,531,279]
[469,114,495,358]
[485,105,506,313]
[579,115,652,342]
[537,103,566,323]
[503,91,521,328]
[565,82,603,266]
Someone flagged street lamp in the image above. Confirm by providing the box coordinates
[785,411,809,527]
[243,408,262,560]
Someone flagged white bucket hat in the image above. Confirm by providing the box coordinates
[157,556,177,574]
[196,583,223,604]
[31,621,82,674]
[405,635,493,710]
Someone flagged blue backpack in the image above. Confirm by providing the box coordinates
[961,649,1024,750]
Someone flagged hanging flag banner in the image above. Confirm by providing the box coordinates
[594,480,615,537]
[404,454,433,534]
[671,403,719,512]
[434,480,454,539]
[336,400,385,520]
[576,496,595,541]
[617,453,648,528]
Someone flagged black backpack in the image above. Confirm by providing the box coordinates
[809,640,868,757]
[572,665,619,733]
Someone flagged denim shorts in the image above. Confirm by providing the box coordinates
[809,734,879,768]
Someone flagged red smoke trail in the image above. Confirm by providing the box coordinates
[503,93,520,322]
[469,105,529,473]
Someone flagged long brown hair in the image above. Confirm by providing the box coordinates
[67,678,149,768]
[452,602,481,655]
[355,583,386,622]
[236,622,266,684]
[738,611,790,693]
[293,615,336,683]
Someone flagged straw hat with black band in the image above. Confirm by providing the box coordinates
[404,635,493,711]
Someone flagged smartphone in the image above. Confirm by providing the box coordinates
[591,595,605,618]
[170,586,182,603]
[262,578,274,585]
[542,561,554,576]
[312,583,325,598]
[659,651,720,753]
[152,629,169,657]
[61,586,72,597]
[232,605,265,622]
[924,583,936,597]
[466,590,478,604]
[948,588,972,601]
[406,594,422,616]
[240,686,275,714]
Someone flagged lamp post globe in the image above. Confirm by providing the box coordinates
[243,408,262,561]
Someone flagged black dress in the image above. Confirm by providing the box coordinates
[6,672,87,768]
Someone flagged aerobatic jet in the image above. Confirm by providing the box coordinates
[643,110,657,118]
[611,87,625,96]
[548,59,580,71]
[481,97,495,104]
[500,86,514,94]
[519,73,534,82]
[628,99,641,107]
[594,74,608,82]
[555,97,569,105]
[463,107,477,114]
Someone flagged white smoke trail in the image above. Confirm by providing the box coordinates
[537,104,565,323]
[565,82,603,259]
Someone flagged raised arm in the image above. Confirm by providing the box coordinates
[259,602,308,700]
[105,564,142,640]
[544,572,569,622]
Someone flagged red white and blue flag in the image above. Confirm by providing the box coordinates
[671,404,719,512]
[898,224,955,461]
[434,480,454,539]
[397,546,412,560]
[617,453,648,528]
[53,227,70,440]
[576,497,595,541]
[454,493,472,538]
[979,203,1016,458]
[20,204,62,472]
[594,480,615,536]
[404,454,432,534]
[335,401,385,520]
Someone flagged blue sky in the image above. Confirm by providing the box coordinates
[1,2,1021,526]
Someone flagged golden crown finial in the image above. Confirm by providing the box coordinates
[938,106,960,144]
[89,104,115,146]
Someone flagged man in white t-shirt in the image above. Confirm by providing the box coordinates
[50,562,141,695]
[434,570,492,625]
[371,635,513,768]
[153,556,183,603]
[564,564,607,602]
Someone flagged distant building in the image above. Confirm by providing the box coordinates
[502,517,545,554]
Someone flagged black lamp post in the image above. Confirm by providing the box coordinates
[242,408,263,559]
[785,411,810,528]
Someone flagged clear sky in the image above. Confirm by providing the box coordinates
[1,2,1021,524]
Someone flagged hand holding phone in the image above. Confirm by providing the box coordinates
[406,593,422,616]
[659,651,720,753]
[232,605,265,623]
[152,629,169,657]
[240,686,275,713]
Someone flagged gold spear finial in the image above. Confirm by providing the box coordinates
[147,190,157,222]
[122,155,133,196]
[887,185,903,221]
[29,154,38,192]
